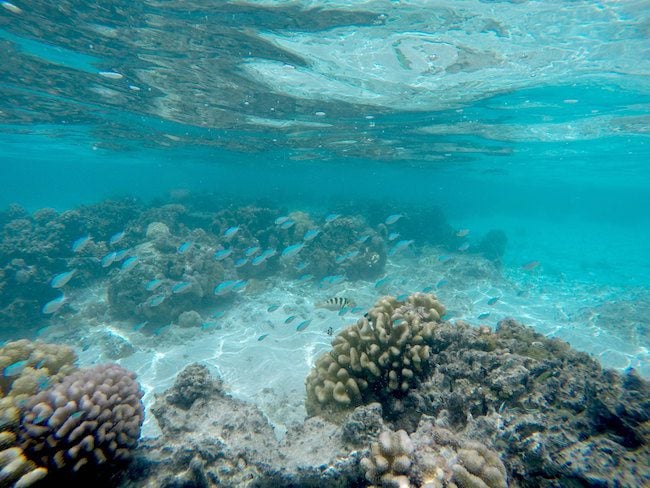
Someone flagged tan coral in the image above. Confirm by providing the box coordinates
[362,425,508,488]
[413,424,508,488]
[0,339,78,487]
[0,340,77,404]
[361,429,415,488]
[0,399,48,488]
[305,293,445,420]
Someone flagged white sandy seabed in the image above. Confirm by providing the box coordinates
[38,250,649,439]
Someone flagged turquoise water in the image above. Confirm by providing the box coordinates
[0,1,649,485]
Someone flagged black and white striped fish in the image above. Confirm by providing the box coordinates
[316,297,355,311]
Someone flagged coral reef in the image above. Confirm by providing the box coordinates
[0,402,48,488]
[399,318,649,487]
[361,423,508,488]
[106,232,226,325]
[305,293,445,420]
[0,340,77,406]
[18,363,144,479]
[361,429,414,487]
[129,363,366,487]
[0,199,142,329]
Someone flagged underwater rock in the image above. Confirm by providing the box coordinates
[165,363,222,410]
[403,317,650,487]
[106,239,225,325]
[146,221,171,241]
[129,364,368,487]
[476,229,507,265]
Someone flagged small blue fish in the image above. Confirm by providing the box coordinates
[394,318,405,326]
[487,296,499,306]
[50,270,76,288]
[36,375,50,391]
[258,333,270,341]
[177,241,193,254]
[303,228,320,241]
[275,216,290,225]
[3,360,28,377]
[284,315,297,324]
[296,319,311,331]
[297,274,314,283]
[388,239,414,256]
[356,234,370,244]
[212,310,225,319]
[441,312,454,320]
[282,242,305,259]
[148,294,166,307]
[388,232,400,241]
[214,280,237,295]
[477,312,490,320]
[436,279,448,288]
[422,285,434,293]
[280,219,295,230]
[295,261,308,271]
[154,324,171,336]
[145,279,163,291]
[113,249,129,261]
[42,295,66,315]
[232,280,248,292]
[325,213,340,223]
[234,257,249,268]
[224,226,239,238]
[109,230,125,246]
[320,275,345,287]
[34,359,46,369]
[244,246,261,257]
[252,249,276,266]
[385,214,403,225]
[338,307,349,316]
[458,242,470,252]
[335,254,348,264]
[438,255,452,263]
[267,304,280,313]
[100,251,117,268]
[346,250,359,260]
[71,235,90,253]
[201,322,218,330]
[172,282,191,294]
[396,293,409,302]
[133,321,148,331]
[121,256,139,272]
[374,276,390,289]
[214,248,233,260]
[350,306,365,314]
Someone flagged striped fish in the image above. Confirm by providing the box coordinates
[315,297,355,311]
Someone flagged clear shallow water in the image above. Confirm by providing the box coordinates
[0,0,649,447]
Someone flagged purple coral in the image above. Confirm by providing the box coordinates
[17,364,144,475]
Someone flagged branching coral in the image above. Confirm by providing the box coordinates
[305,293,445,420]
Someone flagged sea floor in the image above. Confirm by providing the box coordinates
[34,248,649,438]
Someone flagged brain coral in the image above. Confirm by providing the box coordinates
[18,364,144,476]
[305,293,445,420]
